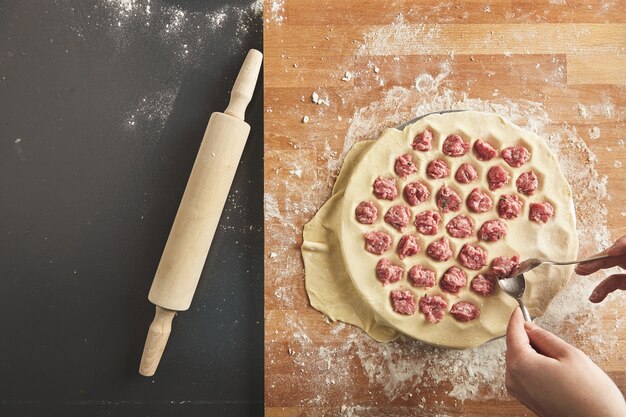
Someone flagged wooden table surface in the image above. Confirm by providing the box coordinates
[264,1,625,416]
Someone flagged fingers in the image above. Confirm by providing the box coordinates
[576,236,626,275]
[589,274,626,303]
[506,308,531,359]
[576,256,625,275]
[523,321,572,359]
[606,235,626,255]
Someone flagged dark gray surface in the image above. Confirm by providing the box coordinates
[0,1,263,416]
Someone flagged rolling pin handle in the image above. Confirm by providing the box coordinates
[139,306,177,377]
[224,49,263,121]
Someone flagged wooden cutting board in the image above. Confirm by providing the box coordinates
[264,1,625,415]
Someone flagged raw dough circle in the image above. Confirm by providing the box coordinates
[338,111,578,348]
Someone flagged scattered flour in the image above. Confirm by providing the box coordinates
[265,6,624,413]
[267,55,621,411]
[14,138,24,160]
[588,126,601,140]
[107,0,140,15]
[289,168,303,178]
[578,98,620,121]
[209,11,227,29]
[414,62,451,94]
[267,52,621,410]
[102,0,262,133]
[264,193,281,220]
[311,91,331,106]
[274,286,293,308]
[267,0,286,24]
[124,85,180,132]
[358,14,442,56]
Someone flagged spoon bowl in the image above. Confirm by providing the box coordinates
[498,273,532,321]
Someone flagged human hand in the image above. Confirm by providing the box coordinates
[505,308,626,417]
[575,235,626,303]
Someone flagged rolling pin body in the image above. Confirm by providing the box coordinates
[148,112,249,311]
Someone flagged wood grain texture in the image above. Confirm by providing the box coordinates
[139,306,176,377]
[264,1,625,415]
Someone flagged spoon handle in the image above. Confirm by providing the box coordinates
[550,254,612,266]
[517,299,532,322]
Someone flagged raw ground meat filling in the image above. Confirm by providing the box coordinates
[502,145,531,167]
[355,201,378,224]
[478,219,507,242]
[414,210,442,235]
[301,110,579,348]
[427,236,453,261]
[467,188,493,213]
[364,231,392,254]
[375,258,403,285]
[353,119,559,332]
[390,290,417,315]
[529,202,555,223]
[419,294,448,324]
[491,255,520,278]
[498,194,524,219]
[455,163,478,184]
[446,214,474,238]
[436,185,462,213]
[412,129,433,151]
[442,134,470,156]
[426,159,450,179]
[384,205,411,231]
[409,265,436,288]
[471,273,497,296]
[450,301,480,321]
[473,139,498,161]
[373,176,398,200]
[458,243,487,270]
[404,181,430,206]
[487,166,510,191]
[397,235,421,259]
[395,153,418,178]
[516,171,538,195]
[440,266,467,294]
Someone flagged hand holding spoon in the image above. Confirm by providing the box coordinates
[500,254,614,322]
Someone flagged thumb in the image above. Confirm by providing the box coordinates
[589,274,626,303]
[524,321,572,359]
[506,308,530,352]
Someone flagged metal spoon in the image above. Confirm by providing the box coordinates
[498,273,532,321]
[511,254,612,277]
[498,255,613,322]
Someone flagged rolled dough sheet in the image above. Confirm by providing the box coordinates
[302,111,578,349]
[302,141,400,342]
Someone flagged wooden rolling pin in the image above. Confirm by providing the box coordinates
[138,49,263,377]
